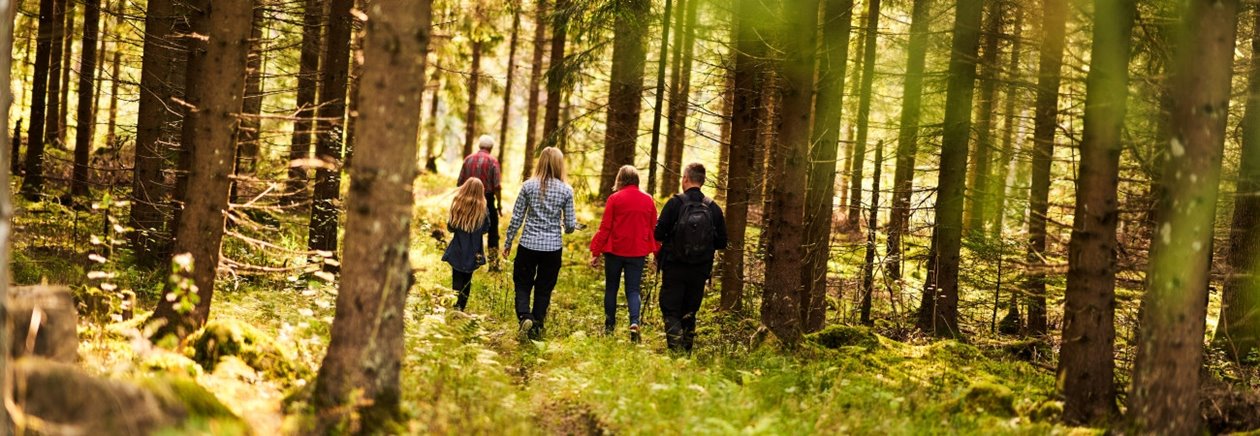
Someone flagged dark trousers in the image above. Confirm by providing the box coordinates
[513,246,563,334]
[453,270,474,311]
[660,262,710,352]
[485,193,500,248]
[604,254,645,330]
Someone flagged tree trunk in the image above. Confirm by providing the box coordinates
[646,0,675,195]
[20,0,62,198]
[464,39,483,157]
[342,6,365,171]
[231,4,267,205]
[885,0,930,283]
[844,0,879,231]
[106,48,120,149]
[1216,3,1260,363]
[1058,0,1134,425]
[963,2,1002,234]
[719,0,768,312]
[761,0,820,345]
[915,0,983,338]
[716,73,733,203]
[312,1,431,430]
[660,0,700,197]
[128,0,188,266]
[71,0,100,199]
[423,66,442,172]
[523,0,549,179]
[802,0,854,333]
[1131,0,1238,432]
[307,0,355,267]
[540,0,569,150]
[860,140,883,325]
[55,0,75,148]
[0,0,18,427]
[990,6,1023,238]
[149,0,255,339]
[500,3,522,165]
[598,0,649,199]
[1024,0,1069,337]
[285,0,326,205]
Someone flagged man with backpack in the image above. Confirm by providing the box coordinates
[654,162,727,353]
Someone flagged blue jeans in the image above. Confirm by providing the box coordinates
[604,254,646,329]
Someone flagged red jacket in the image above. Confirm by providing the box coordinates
[590,185,660,258]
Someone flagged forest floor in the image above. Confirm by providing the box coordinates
[11,173,1091,435]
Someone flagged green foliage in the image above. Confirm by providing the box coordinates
[807,324,881,350]
[186,319,311,384]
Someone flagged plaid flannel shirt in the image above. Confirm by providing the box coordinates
[458,150,501,194]
[504,178,577,252]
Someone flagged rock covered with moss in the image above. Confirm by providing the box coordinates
[186,319,311,384]
[807,325,881,350]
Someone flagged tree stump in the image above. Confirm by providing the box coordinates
[8,285,79,363]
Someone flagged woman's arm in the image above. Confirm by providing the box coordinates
[589,197,616,257]
[503,186,529,251]
[563,188,578,234]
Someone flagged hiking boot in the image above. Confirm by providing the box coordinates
[519,319,534,340]
[629,324,641,343]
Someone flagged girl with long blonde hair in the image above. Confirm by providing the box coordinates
[443,178,491,311]
[503,147,579,339]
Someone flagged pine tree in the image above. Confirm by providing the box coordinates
[285,0,326,205]
[523,0,550,178]
[660,0,698,196]
[71,0,101,199]
[885,0,930,284]
[20,0,62,198]
[1058,0,1134,424]
[844,0,879,231]
[312,1,432,430]
[307,0,356,268]
[598,0,649,198]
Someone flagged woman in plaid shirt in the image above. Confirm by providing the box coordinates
[502,147,578,339]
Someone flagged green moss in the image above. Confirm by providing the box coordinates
[140,350,204,378]
[807,325,881,349]
[141,376,239,419]
[186,319,310,383]
[950,381,1017,417]
[1025,400,1064,422]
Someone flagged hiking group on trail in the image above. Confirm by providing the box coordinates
[442,137,726,352]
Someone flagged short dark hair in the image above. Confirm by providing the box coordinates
[684,163,706,186]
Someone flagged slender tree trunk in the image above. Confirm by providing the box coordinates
[1024,0,1069,337]
[716,73,734,203]
[523,0,549,179]
[464,39,483,157]
[990,6,1023,238]
[844,0,879,231]
[128,0,188,266]
[646,0,675,195]
[307,0,355,267]
[149,0,255,339]
[20,0,61,198]
[42,0,65,150]
[598,0,649,198]
[424,66,442,172]
[963,2,1002,234]
[106,48,119,149]
[500,3,521,165]
[860,140,883,325]
[1131,1,1238,432]
[762,0,820,345]
[660,0,696,196]
[1058,0,1134,425]
[1216,4,1260,363]
[720,0,768,311]
[55,0,74,147]
[0,4,17,432]
[71,0,100,199]
[313,1,431,431]
[915,0,983,338]
[231,4,266,204]
[540,0,570,149]
[885,0,929,283]
[285,0,325,205]
[803,0,854,332]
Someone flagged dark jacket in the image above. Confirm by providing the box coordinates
[654,187,728,268]
[443,217,491,273]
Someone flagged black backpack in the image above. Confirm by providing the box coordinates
[671,194,716,264]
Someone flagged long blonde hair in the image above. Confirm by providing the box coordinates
[450,178,488,232]
[532,147,566,195]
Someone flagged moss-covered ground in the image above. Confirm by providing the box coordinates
[12,173,1095,435]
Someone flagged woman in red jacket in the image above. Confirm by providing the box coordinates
[591,166,659,342]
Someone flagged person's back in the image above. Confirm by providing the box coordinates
[598,185,657,257]
[509,178,577,251]
[458,135,503,266]
[654,162,727,353]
